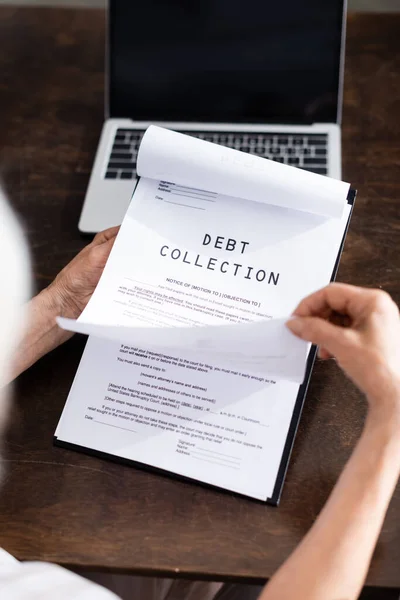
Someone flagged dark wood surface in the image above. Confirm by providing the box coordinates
[0,6,400,588]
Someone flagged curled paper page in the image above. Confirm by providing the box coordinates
[57,316,310,384]
[137,125,350,219]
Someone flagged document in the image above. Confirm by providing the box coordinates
[58,127,350,382]
[137,126,349,218]
[55,127,353,502]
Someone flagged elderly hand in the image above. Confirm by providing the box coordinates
[48,226,119,319]
[286,283,400,417]
[10,227,119,381]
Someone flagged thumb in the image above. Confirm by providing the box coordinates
[91,226,120,246]
[89,235,117,270]
[286,316,353,358]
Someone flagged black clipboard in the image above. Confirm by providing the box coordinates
[268,188,356,505]
[55,188,356,505]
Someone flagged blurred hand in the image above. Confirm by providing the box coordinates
[286,283,400,413]
[9,227,120,382]
[48,226,119,319]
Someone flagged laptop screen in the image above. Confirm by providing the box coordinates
[109,0,345,124]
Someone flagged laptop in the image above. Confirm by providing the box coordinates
[79,0,347,233]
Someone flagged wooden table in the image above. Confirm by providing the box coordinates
[0,6,399,592]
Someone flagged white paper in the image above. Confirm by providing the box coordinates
[55,336,302,501]
[137,125,350,218]
[58,177,351,383]
[57,316,309,384]
[56,129,352,500]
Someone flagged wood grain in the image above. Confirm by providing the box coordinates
[0,7,399,588]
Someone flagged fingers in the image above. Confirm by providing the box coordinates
[318,347,333,360]
[292,284,396,325]
[91,226,120,246]
[292,283,364,319]
[286,315,354,357]
[89,233,118,268]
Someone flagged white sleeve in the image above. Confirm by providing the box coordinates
[0,549,120,600]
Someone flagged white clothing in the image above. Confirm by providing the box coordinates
[0,548,119,599]
[0,548,263,600]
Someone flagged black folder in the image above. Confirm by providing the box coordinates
[55,188,356,505]
[269,187,356,504]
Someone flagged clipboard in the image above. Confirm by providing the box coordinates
[269,187,356,505]
[55,188,356,505]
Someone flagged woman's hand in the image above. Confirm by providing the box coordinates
[48,226,119,319]
[261,286,400,600]
[10,227,119,382]
[286,283,400,416]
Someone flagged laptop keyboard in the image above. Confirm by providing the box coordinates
[104,129,328,180]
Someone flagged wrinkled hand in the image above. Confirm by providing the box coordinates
[286,283,400,413]
[8,227,120,382]
[48,226,119,319]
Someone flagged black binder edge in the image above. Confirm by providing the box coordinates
[54,188,356,506]
[268,187,356,505]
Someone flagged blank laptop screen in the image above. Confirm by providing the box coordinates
[109,0,345,124]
